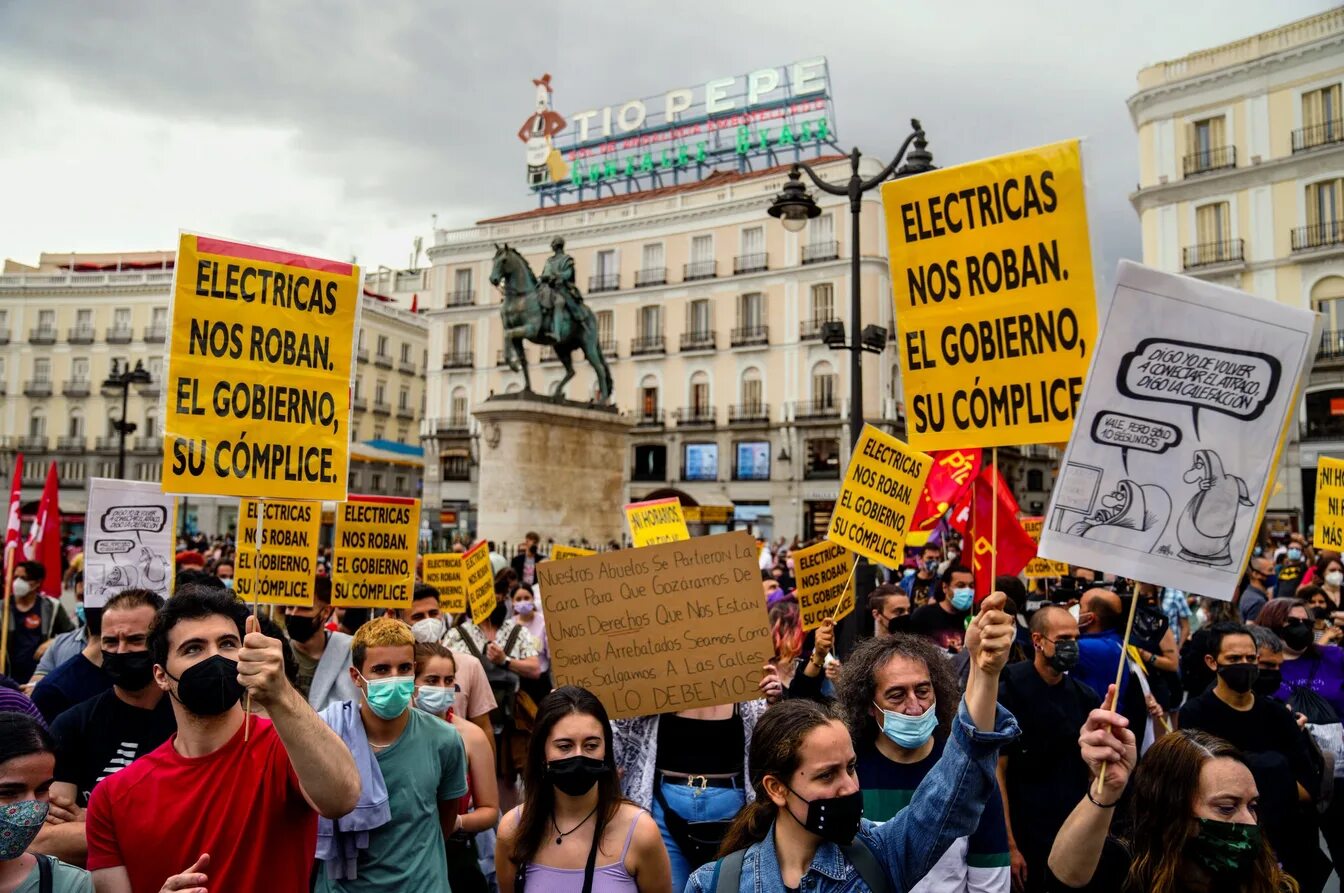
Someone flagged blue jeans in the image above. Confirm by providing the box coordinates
[652,777,746,893]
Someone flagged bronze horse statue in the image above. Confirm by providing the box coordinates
[489,243,614,403]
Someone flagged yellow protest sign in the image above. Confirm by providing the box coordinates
[882,139,1098,450]
[795,540,856,630]
[828,424,932,565]
[422,552,465,613]
[162,233,359,499]
[1021,516,1069,579]
[331,496,418,609]
[463,541,496,626]
[1315,457,1344,550]
[624,497,690,547]
[550,545,597,561]
[234,498,321,605]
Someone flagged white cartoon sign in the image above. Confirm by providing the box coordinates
[85,478,174,608]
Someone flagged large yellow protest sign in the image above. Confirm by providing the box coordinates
[422,553,465,613]
[881,140,1097,450]
[828,425,931,565]
[163,233,359,499]
[550,545,597,561]
[1316,457,1344,550]
[1020,516,1069,579]
[234,498,321,605]
[463,541,496,626]
[625,498,690,547]
[332,496,418,609]
[795,540,856,630]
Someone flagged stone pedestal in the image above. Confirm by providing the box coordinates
[473,394,632,548]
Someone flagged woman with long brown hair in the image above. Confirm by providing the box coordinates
[1048,689,1297,892]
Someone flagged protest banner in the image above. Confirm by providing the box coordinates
[1040,261,1318,599]
[537,531,771,720]
[550,545,597,561]
[463,541,496,625]
[423,552,466,612]
[794,540,856,630]
[235,498,321,605]
[84,479,174,609]
[1316,457,1344,551]
[625,497,690,547]
[1021,516,1069,578]
[331,495,418,609]
[881,139,1098,450]
[828,424,932,566]
[162,233,360,500]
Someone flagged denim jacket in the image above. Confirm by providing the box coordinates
[685,701,1019,893]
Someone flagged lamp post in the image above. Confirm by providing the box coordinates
[102,359,152,480]
[768,119,935,654]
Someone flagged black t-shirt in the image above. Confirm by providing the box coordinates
[7,600,45,684]
[30,652,112,723]
[908,603,967,652]
[50,688,177,806]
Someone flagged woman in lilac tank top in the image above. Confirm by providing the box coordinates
[496,686,672,893]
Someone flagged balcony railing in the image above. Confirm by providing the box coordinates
[62,381,91,398]
[24,380,52,397]
[29,328,56,345]
[144,324,167,343]
[598,337,618,356]
[800,317,836,341]
[138,382,162,397]
[731,326,769,347]
[133,437,158,452]
[1182,145,1236,177]
[684,260,717,281]
[1182,239,1245,269]
[352,396,368,411]
[447,289,475,307]
[372,401,392,416]
[794,399,841,419]
[1292,221,1344,253]
[1317,329,1344,361]
[105,326,133,344]
[443,352,474,369]
[674,406,716,427]
[17,436,48,451]
[802,241,840,264]
[355,347,368,363]
[397,406,415,420]
[1292,120,1344,154]
[94,436,121,451]
[680,330,716,352]
[436,417,471,436]
[729,403,770,424]
[67,326,95,344]
[0,329,8,345]
[398,359,417,374]
[635,267,667,287]
[55,436,84,452]
[631,335,665,356]
[496,349,512,367]
[734,253,768,274]
[374,352,393,369]
[635,409,665,427]
[589,273,620,293]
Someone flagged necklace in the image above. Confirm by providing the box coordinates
[551,806,597,845]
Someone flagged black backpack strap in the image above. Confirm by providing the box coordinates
[457,627,485,663]
[715,849,746,893]
[503,622,525,658]
[841,839,893,893]
[38,854,54,893]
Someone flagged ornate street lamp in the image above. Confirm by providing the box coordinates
[102,359,152,479]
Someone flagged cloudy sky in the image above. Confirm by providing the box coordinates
[0,1,1334,279]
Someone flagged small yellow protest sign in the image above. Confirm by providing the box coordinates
[550,545,597,561]
[795,540,856,630]
[1315,457,1344,550]
[234,498,321,605]
[463,541,496,626]
[828,424,932,566]
[422,552,465,613]
[331,496,418,609]
[882,139,1098,450]
[624,497,690,547]
[1021,516,1069,579]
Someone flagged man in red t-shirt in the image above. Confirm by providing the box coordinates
[86,584,361,893]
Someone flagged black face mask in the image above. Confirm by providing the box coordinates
[545,755,611,797]
[283,612,322,643]
[783,785,864,845]
[167,654,244,716]
[1253,668,1283,697]
[1046,638,1080,673]
[102,650,155,691]
[887,614,912,635]
[1313,606,1332,622]
[1217,663,1260,694]
[1281,619,1314,652]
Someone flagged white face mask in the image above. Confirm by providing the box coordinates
[11,579,31,598]
[1328,571,1344,588]
[1068,603,1081,621]
[411,617,447,644]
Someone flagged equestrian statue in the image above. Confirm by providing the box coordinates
[489,237,614,403]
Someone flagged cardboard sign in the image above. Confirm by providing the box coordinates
[550,545,597,561]
[162,233,360,500]
[1021,516,1068,579]
[624,497,691,547]
[84,479,175,609]
[882,139,1098,450]
[537,531,771,719]
[422,552,466,613]
[1315,457,1344,550]
[235,498,321,605]
[1040,261,1318,600]
[828,424,932,565]
[794,540,856,630]
[463,541,496,626]
[332,495,418,609]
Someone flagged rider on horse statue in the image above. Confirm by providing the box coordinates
[538,236,588,343]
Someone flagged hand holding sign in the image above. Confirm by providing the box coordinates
[964,592,1014,675]
[1079,685,1136,800]
[237,614,289,708]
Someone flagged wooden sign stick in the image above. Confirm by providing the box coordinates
[1092,591,1141,797]
[244,500,264,742]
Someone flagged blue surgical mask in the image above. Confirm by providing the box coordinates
[359,673,415,720]
[416,685,456,716]
[875,700,938,749]
[221,578,234,590]
[1288,548,1303,562]
[902,568,916,579]
[951,587,974,612]
[75,604,86,626]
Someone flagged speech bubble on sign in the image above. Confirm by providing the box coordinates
[101,505,168,544]
[1117,338,1281,439]
[1090,411,1182,473]
[93,539,135,556]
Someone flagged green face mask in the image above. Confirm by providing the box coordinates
[1186,818,1261,878]
[359,673,415,720]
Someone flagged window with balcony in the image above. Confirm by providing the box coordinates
[447,324,473,367]
[1184,116,1234,176]
[71,309,94,343]
[686,235,715,280]
[689,372,710,418]
[376,334,390,362]
[1298,178,1344,252]
[400,342,412,363]
[33,357,50,384]
[638,375,661,424]
[733,293,767,345]
[1296,83,1342,153]
[802,283,836,339]
[1314,277,1344,359]
[375,381,386,404]
[451,268,474,305]
[399,387,410,410]
[682,300,713,350]
[29,411,45,440]
[803,213,838,263]
[596,309,616,354]
[634,306,664,354]
[148,306,168,341]
[113,307,130,329]
[33,309,55,343]
[145,410,159,439]
[813,361,836,409]
[1184,202,1242,268]
[591,249,619,292]
[736,226,767,273]
[637,243,666,287]
[450,390,469,427]
[67,410,84,440]
[742,370,762,411]
[0,358,6,392]
[371,473,384,491]
[632,444,667,481]
[71,357,89,384]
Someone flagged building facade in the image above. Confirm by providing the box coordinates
[0,252,427,537]
[1128,7,1344,531]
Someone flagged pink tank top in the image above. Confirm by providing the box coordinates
[520,811,642,893]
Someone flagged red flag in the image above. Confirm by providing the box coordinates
[410,293,419,313]
[4,453,22,558]
[950,465,1036,601]
[911,449,982,533]
[22,462,61,596]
